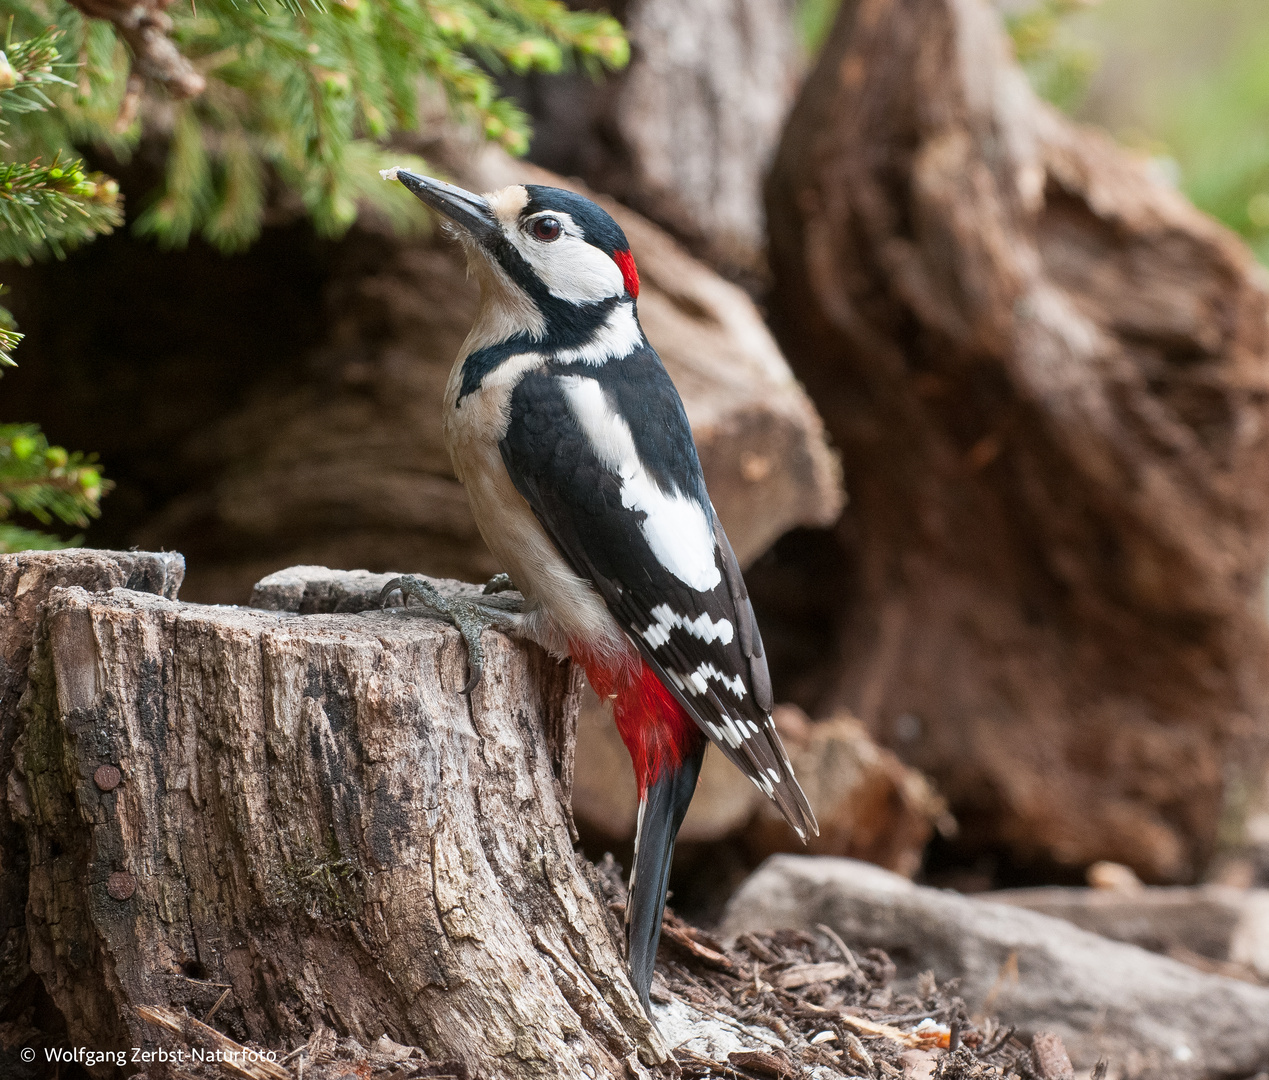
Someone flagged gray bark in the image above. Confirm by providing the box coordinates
[9,569,668,1077]
[0,550,184,1004]
[988,883,1269,982]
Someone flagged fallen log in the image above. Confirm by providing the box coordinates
[723,855,1269,1079]
[988,883,1269,983]
[10,576,667,1076]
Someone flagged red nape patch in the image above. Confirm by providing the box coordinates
[613,248,640,299]
[570,646,701,796]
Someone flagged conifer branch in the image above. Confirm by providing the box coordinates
[11,0,628,251]
[0,154,122,259]
[0,425,112,551]
[66,0,205,98]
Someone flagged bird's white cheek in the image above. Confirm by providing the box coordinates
[523,236,625,302]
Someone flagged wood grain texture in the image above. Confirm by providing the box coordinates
[14,584,667,1077]
[765,0,1269,882]
[0,550,184,1004]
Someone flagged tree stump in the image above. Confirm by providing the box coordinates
[9,565,667,1076]
[765,0,1269,881]
[0,550,184,1006]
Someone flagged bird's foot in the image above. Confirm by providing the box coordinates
[378,574,524,694]
[482,572,517,595]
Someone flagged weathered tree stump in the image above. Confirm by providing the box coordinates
[765,0,1269,881]
[8,561,667,1076]
[0,550,184,1006]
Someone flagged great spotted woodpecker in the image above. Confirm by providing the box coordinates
[379,169,818,1015]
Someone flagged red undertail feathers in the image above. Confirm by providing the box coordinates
[572,646,702,795]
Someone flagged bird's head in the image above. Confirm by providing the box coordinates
[386,170,640,327]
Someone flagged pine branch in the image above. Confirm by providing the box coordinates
[0,424,110,551]
[0,292,20,367]
[0,24,78,116]
[0,521,82,550]
[0,25,123,260]
[65,0,204,98]
[0,0,628,252]
[0,153,121,259]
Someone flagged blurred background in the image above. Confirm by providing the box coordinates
[5,0,1269,923]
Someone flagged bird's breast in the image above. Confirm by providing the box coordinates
[443,347,628,659]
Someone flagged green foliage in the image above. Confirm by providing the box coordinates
[2,0,627,253]
[0,25,117,551]
[0,23,121,369]
[794,0,839,55]
[0,25,122,262]
[1005,0,1101,113]
[1147,13,1269,265]
[0,0,627,551]
[0,424,111,551]
[0,292,18,367]
[0,154,121,259]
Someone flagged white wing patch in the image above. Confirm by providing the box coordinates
[642,602,734,649]
[662,662,746,703]
[693,662,747,700]
[561,376,721,592]
[553,302,643,365]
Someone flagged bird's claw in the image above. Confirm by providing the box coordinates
[379,574,523,695]
[482,572,516,595]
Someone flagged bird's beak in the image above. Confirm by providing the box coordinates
[388,170,500,244]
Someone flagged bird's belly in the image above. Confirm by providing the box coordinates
[444,376,629,661]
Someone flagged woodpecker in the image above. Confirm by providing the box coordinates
[379,168,818,1016]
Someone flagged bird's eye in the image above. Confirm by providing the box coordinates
[531,217,562,242]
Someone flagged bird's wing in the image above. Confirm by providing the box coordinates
[499,350,817,838]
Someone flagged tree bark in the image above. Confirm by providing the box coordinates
[9,566,667,1076]
[0,551,184,1006]
[765,0,1269,881]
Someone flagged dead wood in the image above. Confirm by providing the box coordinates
[9,576,669,1077]
[0,550,184,1004]
[136,1005,291,1080]
[725,855,1269,1078]
[765,0,1269,881]
[571,698,946,877]
[987,883,1269,984]
[1030,1032,1075,1080]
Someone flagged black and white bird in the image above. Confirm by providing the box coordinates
[378,168,818,1015]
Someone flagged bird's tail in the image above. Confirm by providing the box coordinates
[574,648,706,1016]
[626,739,705,1015]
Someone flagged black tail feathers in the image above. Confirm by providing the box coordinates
[625,745,705,1017]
